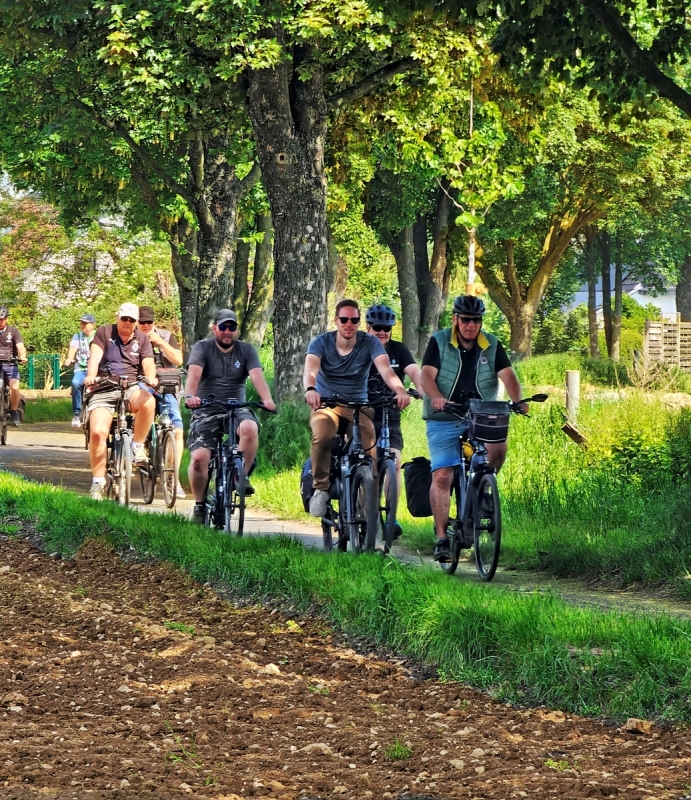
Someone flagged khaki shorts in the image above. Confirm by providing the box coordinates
[188,409,258,454]
[84,384,140,417]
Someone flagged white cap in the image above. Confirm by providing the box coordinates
[117,302,139,321]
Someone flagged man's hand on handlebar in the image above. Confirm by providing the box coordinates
[185,395,202,409]
[84,376,97,387]
[262,399,277,412]
[395,388,411,410]
[305,389,322,411]
[430,395,447,411]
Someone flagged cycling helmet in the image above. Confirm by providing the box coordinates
[365,304,396,326]
[452,295,486,316]
[0,307,8,320]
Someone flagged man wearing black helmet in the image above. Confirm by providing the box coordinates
[0,307,28,426]
[421,295,526,563]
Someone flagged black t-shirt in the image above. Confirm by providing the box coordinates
[368,339,416,425]
[422,336,511,402]
[92,324,154,381]
[0,325,23,361]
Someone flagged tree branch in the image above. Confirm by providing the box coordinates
[581,0,691,117]
[240,161,262,193]
[327,57,418,110]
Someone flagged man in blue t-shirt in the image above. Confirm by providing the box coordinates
[302,299,410,518]
[63,313,96,427]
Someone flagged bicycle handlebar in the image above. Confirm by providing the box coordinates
[444,393,549,418]
[190,396,276,414]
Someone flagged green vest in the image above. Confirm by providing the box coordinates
[423,328,500,421]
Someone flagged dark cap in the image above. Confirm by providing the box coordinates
[214,308,237,325]
[138,306,155,323]
[80,313,96,323]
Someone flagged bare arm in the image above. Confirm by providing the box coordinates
[249,367,276,411]
[149,331,183,366]
[497,366,526,409]
[373,354,410,409]
[85,344,104,385]
[420,364,447,411]
[303,353,322,410]
[141,356,157,385]
[16,341,27,362]
[404,362,423,393]
[63,344,78,366]
[184,364,203,407]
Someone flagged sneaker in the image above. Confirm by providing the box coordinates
[309,489,330,517]
[89,482,105,502]
[191,503,206,524]
[10,410,20,427]
[72,414,82,428]
[433,537,451,562]
[244,479,255,497]
[393,521,403,540]
[176,485,186,499]
[131,443,149,465]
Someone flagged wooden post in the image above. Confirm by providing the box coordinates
[566,370,580,422]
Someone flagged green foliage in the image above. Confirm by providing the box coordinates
[23,399,72,423]
[533,305,588,356]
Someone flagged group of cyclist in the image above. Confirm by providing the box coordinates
[3,292,526,557]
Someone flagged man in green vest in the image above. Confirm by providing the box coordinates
[420,295,526,562]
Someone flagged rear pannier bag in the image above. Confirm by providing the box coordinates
[300,458,314,513]
[156,367,182,394]
[403,456,433,518]
[467,399,510,443]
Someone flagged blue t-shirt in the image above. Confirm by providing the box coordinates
[307,330,386,402]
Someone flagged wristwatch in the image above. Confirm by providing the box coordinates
[305,386,316,392]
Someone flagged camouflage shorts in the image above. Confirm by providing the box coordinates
[187,409,259,454]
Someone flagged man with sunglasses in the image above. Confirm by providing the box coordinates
[420,295,526,563]
[84,303,157,501]
[138,306,186,499]
[303,299,410,518]
[184,309,276,524]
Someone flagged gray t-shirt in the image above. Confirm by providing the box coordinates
[188,338,262,412]
[307,330,386,402]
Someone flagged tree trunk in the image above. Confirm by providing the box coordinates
[611,234,623,362]
[677,254,691,321]
[506,308,533,358]
[167,219,199,356]
[420,179,452,355]
[600,231,613,357]
[233,238,251,324]
[247,38,329,401]
[242,213,274,349]
[383,227,420,355]
[584,227,600,358]
[413,214,429,328]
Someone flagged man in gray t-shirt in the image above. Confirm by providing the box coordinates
[184,309,276,522]
[302,299,410,518]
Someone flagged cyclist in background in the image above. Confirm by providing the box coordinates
[0,306,28,426]
[184,309,276,524]
[63,313,96,428]
[420,295,526,563]
[84,303,157,501]
[137,306,186,499]
[303,299,410,518]
[365,304,422,534]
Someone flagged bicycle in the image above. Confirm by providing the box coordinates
[84,375,137,507]
[318,398,380,554]
[191,397,274,535]
[139,386,178,508]
[0,357,20,445]
[439,392,547,581]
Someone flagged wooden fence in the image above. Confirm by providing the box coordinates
[644,316,691,372]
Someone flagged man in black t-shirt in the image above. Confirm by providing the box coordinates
[0,306,27,427]
[84,303,157,501]
[184,309,276,523]
[365,305,422,527]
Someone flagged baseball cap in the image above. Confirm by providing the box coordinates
[80,313,96,323]
[214,308,237,325]
[117,302,139,321]
[138,306,155,323]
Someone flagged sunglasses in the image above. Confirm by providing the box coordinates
[120,316,137,323]
[217,321,238,332]
[457,316,482,324]
[371,325,392,333]
[139,320,154,326]
[337,316,360,325]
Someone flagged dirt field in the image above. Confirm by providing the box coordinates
[1,529,690,800]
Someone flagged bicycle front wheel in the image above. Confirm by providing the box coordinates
[224,456,246,536]
[440,480,462,575]
[472,472,501,581]
[349,464,378,554]
[138,429,156,504]
[160,429,178,508]
[118,433,132,507]
[378,457,398,553]
[0,387,6,445]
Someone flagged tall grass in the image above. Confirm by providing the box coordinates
[23,398,73,423]
[2,469,691,724]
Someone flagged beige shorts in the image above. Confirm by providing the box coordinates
[84,384,140,416]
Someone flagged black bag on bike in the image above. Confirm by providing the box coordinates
[300,458,314,513]
[403,456,433,518]
[156,367,182,394]
[468,399,510,443]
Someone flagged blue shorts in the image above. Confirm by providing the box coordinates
[1,364,19,383]
[426,419,468,471]
[163,392,183,430]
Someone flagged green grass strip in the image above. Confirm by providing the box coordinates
[2,470,691,724]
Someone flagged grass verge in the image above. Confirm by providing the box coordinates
[23,398,73,423]
[2,470,691,725]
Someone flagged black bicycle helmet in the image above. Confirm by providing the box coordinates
[0,306,8,320]
[452,295,486,316]
[365,304,396,326]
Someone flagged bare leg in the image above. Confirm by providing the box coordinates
[128,389,156,444]
[485,441,507,472]
[430,466,454,539]
[9,379,20,411]
[89,407,115,479]
[189,447,211,502]
[237,419,259,476]
[174,428,184,477]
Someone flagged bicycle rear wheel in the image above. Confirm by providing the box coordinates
[118,432,132,507]
[378,457,398,553]
[204,461,220,529]
[224,456,246,535]
[472,472,501,581]
[138,428,156,504]
[440,481,462,575]
[0,387,6,445]
[322,503,335,552]
[160,429,178,508]
[349,464,378,554]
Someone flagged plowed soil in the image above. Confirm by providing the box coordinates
[1,530,690,800]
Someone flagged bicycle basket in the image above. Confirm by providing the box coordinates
[468,399,510,443]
